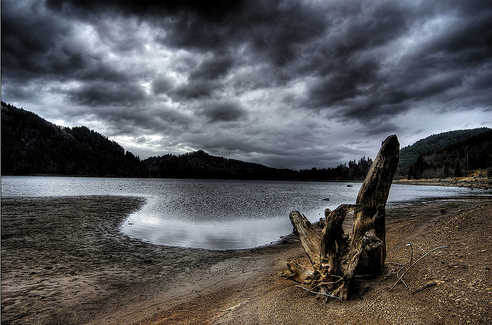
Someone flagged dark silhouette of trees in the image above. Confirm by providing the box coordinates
[408,155,427,179]
[454,162,462,177]
[296,157,373,181]
[5,102,488,181]
[1,102,146,177]
[144,150,297,180]
[1,103,378,181]
[403,129,492,179]
[399,128,490,168]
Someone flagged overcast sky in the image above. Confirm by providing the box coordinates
[2,0,491,169]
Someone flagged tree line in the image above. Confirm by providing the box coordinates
[1,102,377,181]
[397,128,490,168]
[401,129,492,179]
[4,102,489,181]
[1,102,145,177]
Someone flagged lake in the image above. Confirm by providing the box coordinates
[1,176,483,250]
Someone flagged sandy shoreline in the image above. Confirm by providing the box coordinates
[2,194,492,324]
[394,177,492,189]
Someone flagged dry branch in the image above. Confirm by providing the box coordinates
[412,281,437,294]
[389,244,448,291]
[295,285,342,301]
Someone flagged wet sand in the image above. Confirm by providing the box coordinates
[2,194,492,324]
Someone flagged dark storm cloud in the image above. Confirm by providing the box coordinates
[66,81,147,107]
[189,55,234,80]
[1,1,71,82]
[8,0,491,115]
[305,57,381,109]
[103,105,192,136]
[360,121,400,136]
[46,0,245,21]
[473,71,492,91]
[417,7,492,63]
[199,101,247,123]
[169,55,235,100]
[241,1,329,68]
[171,80,217,100]
[1,1,133,92]
[298,1,492,122]
[2,0,492,168]
[55,0,328,70]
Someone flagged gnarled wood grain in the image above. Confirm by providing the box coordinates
[284,135,400,300]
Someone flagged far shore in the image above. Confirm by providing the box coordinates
[394,176,492,189]
[2,194,492,324]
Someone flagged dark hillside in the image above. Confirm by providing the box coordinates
[143,152,375,181]
[143,150,296,180]
[402,129,492,179]
[399,128,490,168]
[427,129,492,171]
[1,102,146,176]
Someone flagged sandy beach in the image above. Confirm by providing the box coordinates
[2,193,492,324]
[394,175,492,190]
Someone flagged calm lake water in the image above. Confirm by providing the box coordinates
[1,176,485,250]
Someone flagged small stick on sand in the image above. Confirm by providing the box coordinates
[389,245,448,291]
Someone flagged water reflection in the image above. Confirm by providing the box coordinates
[123,216,291,250]
[2,176,486,250]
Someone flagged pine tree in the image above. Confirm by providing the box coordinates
[454,162,462,177]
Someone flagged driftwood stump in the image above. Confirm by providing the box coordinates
[283,135,399,300]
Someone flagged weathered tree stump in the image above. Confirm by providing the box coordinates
[283,135,399,301]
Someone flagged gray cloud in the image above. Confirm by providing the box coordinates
[199,101,247,123]
[66,81,147,107]
[2,0,492,169]
[2,1,72,82]
[190,55,234,80]
[152,77,174,95]
[171,80,217,100]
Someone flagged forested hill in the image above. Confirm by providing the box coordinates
[399,128,490,168]
[144,150,296,180]
[1,102,293,178]
[399,128,492,179]
[1,102,145,176]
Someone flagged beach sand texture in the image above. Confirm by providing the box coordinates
[2,195,492,324]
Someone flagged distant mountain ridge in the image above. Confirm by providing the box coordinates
[144,150,296,180]
[1,102,296,179]
[1,102,293,179]
[2,102,490,180]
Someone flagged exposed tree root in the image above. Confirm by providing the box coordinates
[282,135,400,301]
